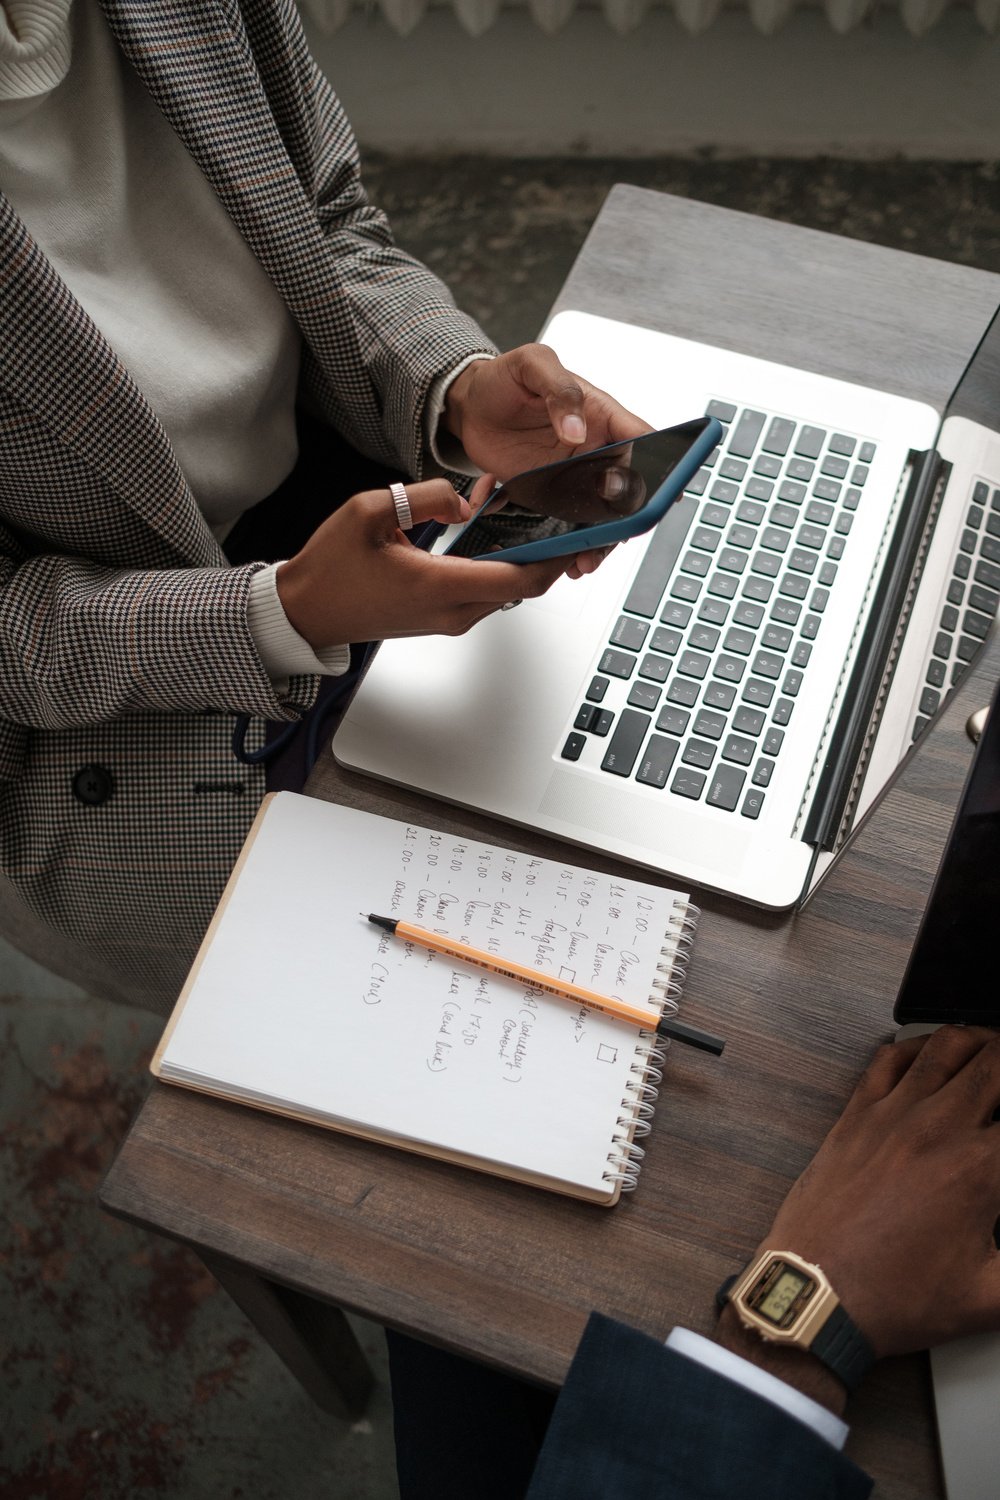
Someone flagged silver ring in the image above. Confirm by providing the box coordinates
[500,599,522,612]
[390,481,413,531]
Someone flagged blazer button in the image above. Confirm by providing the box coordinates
[72,764,116,806]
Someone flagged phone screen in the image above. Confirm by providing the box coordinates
[447,419,714,560]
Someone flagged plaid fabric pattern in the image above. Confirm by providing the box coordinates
[0,0,499,1008]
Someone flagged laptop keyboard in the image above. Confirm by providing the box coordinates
[559,400,876,819]
[911,477,1000,741]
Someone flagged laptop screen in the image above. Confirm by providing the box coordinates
[893,671,1000,1025]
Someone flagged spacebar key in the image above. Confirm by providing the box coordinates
[601,709,650,776]
[622,494,698,618]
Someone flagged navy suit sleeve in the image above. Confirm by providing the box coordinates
[526,1314,874,1500]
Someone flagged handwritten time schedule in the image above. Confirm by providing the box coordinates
[156,793,698,1202]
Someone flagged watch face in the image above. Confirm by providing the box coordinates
[747,1260,817,1330]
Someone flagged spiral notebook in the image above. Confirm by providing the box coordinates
[152,791,700,1204]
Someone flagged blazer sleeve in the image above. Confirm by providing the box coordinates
[0,542,312,729]
[249,0,499,480]
[526,1314,874,1500]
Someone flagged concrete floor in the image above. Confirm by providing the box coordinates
[3,156,1000,1499]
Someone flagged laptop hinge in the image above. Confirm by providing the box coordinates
[803,446,951,853]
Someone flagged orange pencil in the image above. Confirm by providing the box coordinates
[365,914,724,1055]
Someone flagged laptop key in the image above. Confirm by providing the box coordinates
[611,616,649,650]
[741,788,765,820]
[728,409,767,458]
[561,733,586,761]
[752,757,774,787]
[628,681,662,711]
[974,559,1000,591]
[623,492,698,617]
[762,728,785,756]
[794,425,826,459]
[732,601,764,628]
[707,764,746,810]
[690,625,721,652]
[655,705,690,734]
[670,766,707,800]
[703,680,737,710]
[733,706,765,736]
[968,584,999,615]
[598,648,635,679]
[698,598,730,626]
[693,709,727,740]
[772,698,794,725]
[636,734,679,789]
[714,655,746,683]
[751,650,783,679]
[682,739,717,769]
[919,687,941,717]
[678,650,711,680]
[706,399,737,423]
[962,609,993,641]
[638,653,670,683]
[762,416,795,456]
[601,709,650,777]
[722,735,755,766]
[650,626,682,654]
[742,678,774,707]
[666,677,700,707]
[586,675,609,702]
[926,659,946,687]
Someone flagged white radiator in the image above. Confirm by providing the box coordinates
[300,0,998,38]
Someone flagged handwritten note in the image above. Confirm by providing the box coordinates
[158,793,692,1199]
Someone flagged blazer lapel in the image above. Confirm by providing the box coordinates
[0,193,221,566]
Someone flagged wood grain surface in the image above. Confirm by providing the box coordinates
[100,188,1000,1497]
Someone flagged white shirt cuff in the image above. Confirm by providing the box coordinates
[665,1328,849,1451]
[426,355,496,475]
[247,564,351,682]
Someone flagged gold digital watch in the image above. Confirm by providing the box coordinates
[717,1249,875,1392]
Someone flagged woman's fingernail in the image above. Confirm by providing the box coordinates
[562,415,586,443]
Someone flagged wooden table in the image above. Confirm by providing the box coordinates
[100,187,1000,1495]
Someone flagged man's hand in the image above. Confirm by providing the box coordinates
[718,1026,1000,1410]
[275,475,604,650]
[443,345,652,481]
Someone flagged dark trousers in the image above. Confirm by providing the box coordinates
[386,1329,556,1500]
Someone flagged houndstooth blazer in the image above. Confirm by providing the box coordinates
[0,0,497,1009]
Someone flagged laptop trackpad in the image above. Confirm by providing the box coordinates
[539,768,753,871]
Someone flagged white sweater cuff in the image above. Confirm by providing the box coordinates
[247,564,350,682]
[426,355,495,476]
[665,1328,849,1451]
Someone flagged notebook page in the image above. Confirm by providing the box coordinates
[159,793,688,1196]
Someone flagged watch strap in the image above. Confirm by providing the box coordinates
[809,1301,876,1392]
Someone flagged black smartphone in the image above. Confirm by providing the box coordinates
[443,417,722,564]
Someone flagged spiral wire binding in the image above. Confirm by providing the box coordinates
[602,899,699,1194]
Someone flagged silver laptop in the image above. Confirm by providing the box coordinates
[333,305,1000,910]
[893,678,1000,1500]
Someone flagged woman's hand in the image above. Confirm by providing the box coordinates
[444,344,653,481]
[275,476,605,650]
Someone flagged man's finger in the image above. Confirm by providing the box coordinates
[893,1024,998,1104]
